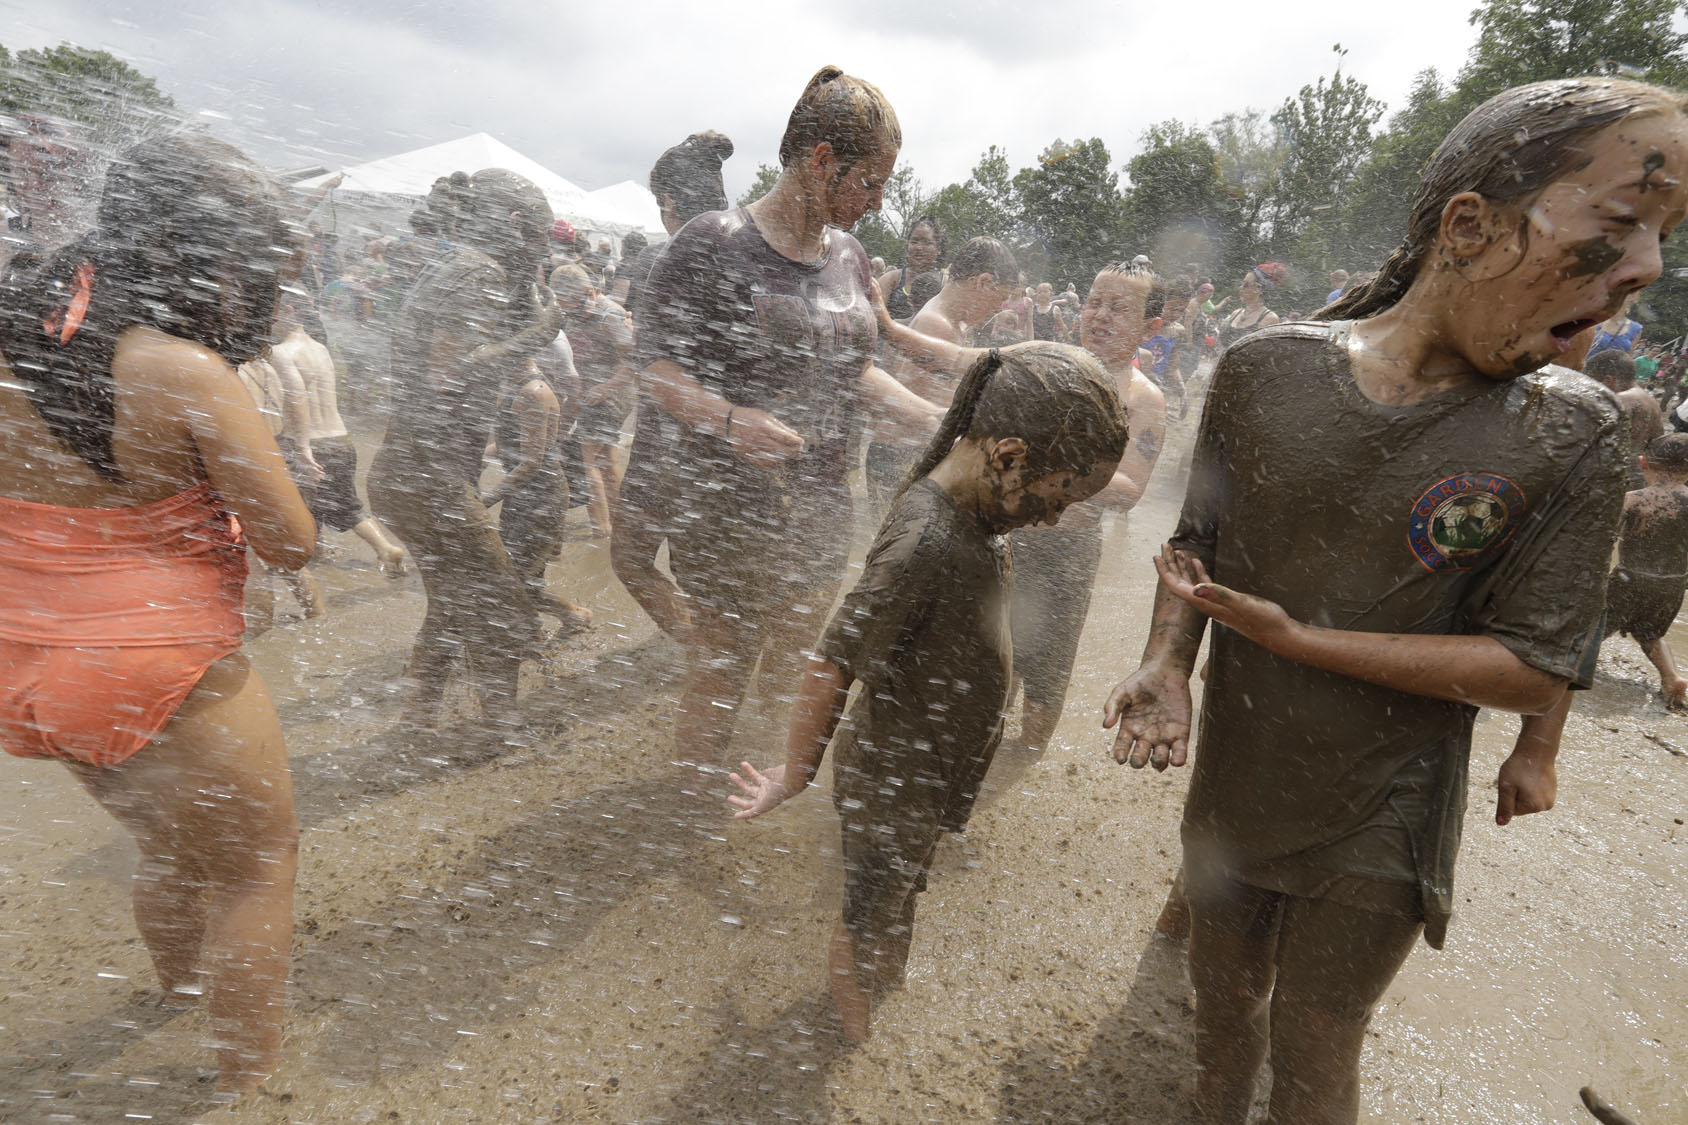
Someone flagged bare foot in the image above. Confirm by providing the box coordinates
[1666,677,1687,711]
[553,603,593,637]
[380,549,407,579]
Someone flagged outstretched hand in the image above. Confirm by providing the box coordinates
[727,761,792,819]
[1103,665,1193,770]
[1152,544,1292,650]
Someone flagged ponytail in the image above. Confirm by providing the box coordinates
[897,341,1129,501]
[898,348,1003,497]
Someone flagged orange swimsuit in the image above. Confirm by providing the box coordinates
[0,483,247,768]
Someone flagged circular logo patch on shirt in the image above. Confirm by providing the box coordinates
[1407,473,1527,572]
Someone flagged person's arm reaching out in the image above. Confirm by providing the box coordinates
[728,656,852,818]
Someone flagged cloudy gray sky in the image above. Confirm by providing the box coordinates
[5,0,1485,201]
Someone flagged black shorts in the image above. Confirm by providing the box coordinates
[297,436,367,533]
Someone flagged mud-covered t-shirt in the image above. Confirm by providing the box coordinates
[820,479,1011,809]
[637,207,877,490]
[386,245,524,481]
[1171,322,1626,947]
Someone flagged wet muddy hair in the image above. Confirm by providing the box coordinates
[410,171,471,237]
[0,130,298,480]
[1585,348,1637,390]
[1091,261,1168,328]
[649,131,734,222]
[778,66,901,174]
[464,168,553,251]
[1324,77,1688,321]
[1645,432,1688,471]
[901,341,1129,495]
[949,236,1016,284]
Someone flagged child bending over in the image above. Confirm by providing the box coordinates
[728,342,1129,1041]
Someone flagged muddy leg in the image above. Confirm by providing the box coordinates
[675,610,759,768]
[1189,908,1276,1124]
[1642,637,1688,708]
[829,918,872,1043]
[73,655,296,1096]
[1263,898,1419,1125]
[610,504,692,641]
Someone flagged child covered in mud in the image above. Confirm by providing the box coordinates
[1604,432,1688,707]
[728,342,1129,1042]
[1105,78,1687,1124]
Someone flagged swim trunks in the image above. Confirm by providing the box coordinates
[0,483,248,767]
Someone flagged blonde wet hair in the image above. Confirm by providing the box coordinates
[778,66,901,174]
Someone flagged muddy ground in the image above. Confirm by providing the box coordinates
[2,402,1685,1124]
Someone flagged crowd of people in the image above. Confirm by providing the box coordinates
[2,67,1687,1123]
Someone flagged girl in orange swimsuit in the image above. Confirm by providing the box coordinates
[0,132,316,1098]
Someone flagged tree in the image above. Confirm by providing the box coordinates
[1458,0,1688,104]
[1013,137,1124,285]
[1261,55,1384,308]
[1338,68,1465,272]
[0,43,177,146]
[1121,120,1248,282]
[735,162,780,207]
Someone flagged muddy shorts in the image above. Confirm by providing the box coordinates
[1185,864,1422,1024]
[578,383,635,448]
[833,727,998,947]
[1605,567,1686,647]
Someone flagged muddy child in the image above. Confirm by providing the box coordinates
[1105,78,1688,1124]
[1605,432,1688,708]
[728,342,1128,1042]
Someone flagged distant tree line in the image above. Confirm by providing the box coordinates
[741,0,1688,325]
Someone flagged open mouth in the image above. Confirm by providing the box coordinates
[1549,318,1599,351]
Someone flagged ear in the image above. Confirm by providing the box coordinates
[1439,191,1506,263]
[808,141,839,182]
[1145,316,1163,339]
[988,437,1029,474]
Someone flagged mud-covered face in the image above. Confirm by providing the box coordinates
[906,222,940,272]
[1453,113,1688,378]
[1081,271,1151,370]
[996,460,1115,531]
[825,144,897,231]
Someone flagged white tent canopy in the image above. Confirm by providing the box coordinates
[294,133,664,242]
[581,180,665,240]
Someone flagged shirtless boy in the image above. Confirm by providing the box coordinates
[1605,432,1688,708]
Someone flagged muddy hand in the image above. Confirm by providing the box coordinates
[726,407,804,470]
[1152,544,1291,648]
[1103,666,1192,771]
[1495,751,1556,826]
[727,761,791,819]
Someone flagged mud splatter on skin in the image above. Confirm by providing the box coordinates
[1567,236,1625,278]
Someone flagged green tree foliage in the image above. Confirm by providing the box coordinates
[1264,61,1384,308]
[1120,120,1248,283]
[1459,0,1688,102]
[1013,138,1123,289]
[0,43,177,145]
[735,161,781,207]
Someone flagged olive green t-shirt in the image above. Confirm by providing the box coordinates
[1171,323,1626,947]
[820,479,1012,830]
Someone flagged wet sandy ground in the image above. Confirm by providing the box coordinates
[3,402,1687,1124]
